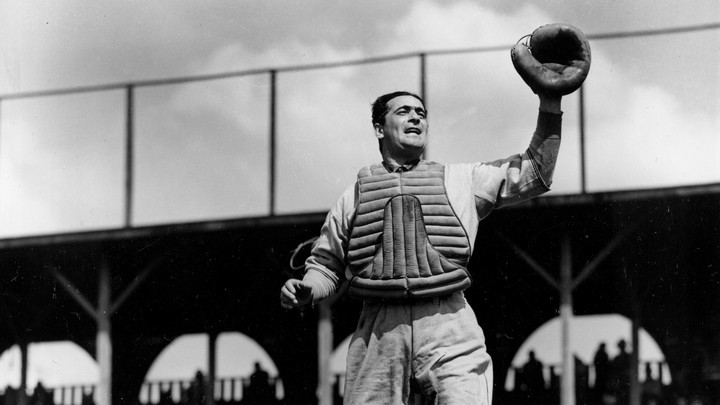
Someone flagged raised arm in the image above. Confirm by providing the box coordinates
[539,94,561,114]
[472,104,562,210]
[481,23,590,207]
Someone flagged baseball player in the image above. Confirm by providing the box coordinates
[281,24,591,405]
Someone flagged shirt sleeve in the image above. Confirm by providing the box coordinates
[473,110,562,211]
[301,183,355,302]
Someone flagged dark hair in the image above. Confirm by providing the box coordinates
[371,91,426,125]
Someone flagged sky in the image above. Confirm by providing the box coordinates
[0,341,99,388]
[0,0,718,237]
[0,0,717,398]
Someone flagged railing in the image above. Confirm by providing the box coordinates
[0,360,696,405]
[0,384,95,405]
[502,361,672,404]
[0,376,283,405]
[328,361,671,404]
[139,376,282,405]
[507,360,671,391]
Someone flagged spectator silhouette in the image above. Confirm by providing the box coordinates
[30,382,53,405]
[81,387,95,405]
[185,370,206,405]
[575,355,590,405]
[244,362,273,404]
[611,339,632,405]
[158,385,174,405]
[547,365,561,404]
[521,350,545,403]
[2,386,20,405]
[642,363,662,405]
[593,342,611,403]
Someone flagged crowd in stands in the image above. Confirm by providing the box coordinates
[151,364,279,405]
[0,363,278,405]
[0,383,94,405]
[3,349,717,405]
[508,340,717,405]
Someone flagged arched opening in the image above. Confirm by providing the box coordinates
[504,314,671,402]
[0,341,99,405]
[140,332,283,404]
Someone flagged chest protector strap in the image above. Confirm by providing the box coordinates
[346,161,472,300]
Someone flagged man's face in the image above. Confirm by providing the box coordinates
[375,95,428,160]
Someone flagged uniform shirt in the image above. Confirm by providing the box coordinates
[303,110,562,302]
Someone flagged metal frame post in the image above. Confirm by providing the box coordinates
[419,53,428,159]
[269,70,277,216]
[419,53,427,103]
[579,85,587,194]
[125,85,135,227]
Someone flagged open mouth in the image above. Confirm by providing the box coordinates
[405,128,422,134]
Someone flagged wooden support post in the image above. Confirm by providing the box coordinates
[49,257,161,405]
[560,234,575,405]
[501,223,639,405]
[317,301,333,405]
[97,262,112,405]
[207,333,217,405]
[630,286,641,405]
[19,340,28,405]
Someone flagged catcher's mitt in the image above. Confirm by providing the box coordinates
[511,23,591,96]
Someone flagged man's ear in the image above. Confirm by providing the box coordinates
[374,123,384,139]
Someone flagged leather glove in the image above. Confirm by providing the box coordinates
[511,23,591,96]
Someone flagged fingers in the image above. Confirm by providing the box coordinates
[280,281,298,309]
[280,279,312,309]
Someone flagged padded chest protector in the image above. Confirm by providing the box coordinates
[346,161,472,300]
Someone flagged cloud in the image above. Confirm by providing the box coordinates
[369,1,719,193]
[133,81,274,224]
[0,93,125,237]
[586,76,719,190]
[378,1,551,157]
[1,0,717,236]
[0,342,99,387]
[136,40,381,218]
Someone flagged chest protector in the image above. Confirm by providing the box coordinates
[346,161,472,300]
